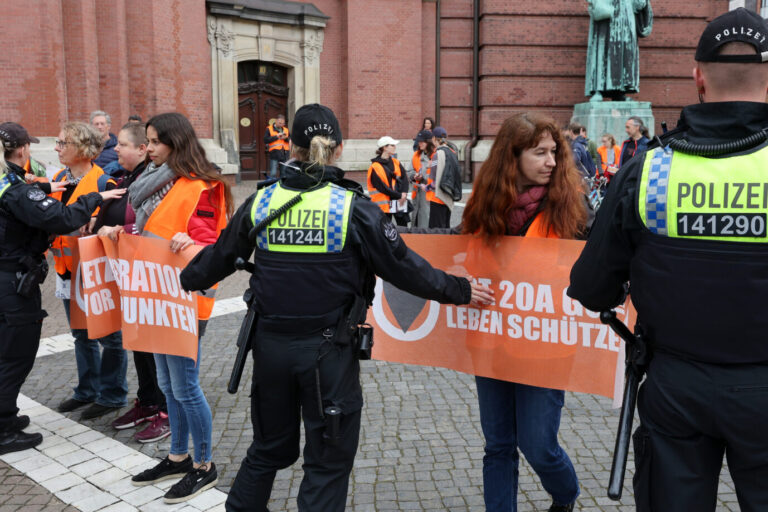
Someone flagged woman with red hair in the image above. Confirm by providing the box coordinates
[462,112,587,512]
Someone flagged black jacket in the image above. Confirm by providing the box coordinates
[568,101,768,364]
[0,166,102,269]
[181,164,471,325]
[369,157,405,200]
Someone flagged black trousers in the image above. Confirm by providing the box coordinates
[226,328,363,512]
[0,271,46,433]
[133,350,166,411]
[428,201,451,228]
[633,352,768,512]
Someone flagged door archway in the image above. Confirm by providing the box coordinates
[237,60,289,180]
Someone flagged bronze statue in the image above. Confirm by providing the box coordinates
[585,0,653,101]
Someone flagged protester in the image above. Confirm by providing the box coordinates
[50,123,127,421]
[0,124,125,455]
[597,133,621,181]
[462,112,586,512]
[413,116,435,151]
[367,136,409,226]
[92,123,170,443]
[264,114,289,178]
[618,116,649,167]
[567,123,596,178]
[410,129,434,227]
[91,110,119,169]
[179,102,493,512]
[127,112,231,504]
[426,127,455,228]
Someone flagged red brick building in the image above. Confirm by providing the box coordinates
[0,0,732,177]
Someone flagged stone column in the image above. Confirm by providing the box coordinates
[301,29,324,105]
[207,16,239,169]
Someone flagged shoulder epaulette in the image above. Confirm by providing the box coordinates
[256,177,278,190]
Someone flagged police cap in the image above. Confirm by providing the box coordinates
[0,122,40,150]
[695,7,768,63]
[290,103,343,148]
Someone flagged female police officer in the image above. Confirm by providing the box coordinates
[0,122,124,454]
[180,104,493,511]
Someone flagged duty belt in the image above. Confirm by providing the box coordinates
[258,307,345,335]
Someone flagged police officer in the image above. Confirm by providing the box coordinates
[0,123,125,455]
[568,9,768,512]
[180,104,493,511]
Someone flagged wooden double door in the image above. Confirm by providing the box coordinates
[237,61,289,180]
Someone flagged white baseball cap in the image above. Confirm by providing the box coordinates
[377,136,399,148]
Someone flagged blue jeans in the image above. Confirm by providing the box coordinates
[154,321,212,464]
[475,376,579,511]
[62,299,127,407]
[268,158,279,178]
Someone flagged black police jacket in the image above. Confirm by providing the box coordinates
[0,162,103,271]
[181,164,471,326]
[568,101,768,364]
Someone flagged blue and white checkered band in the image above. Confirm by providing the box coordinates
[254,183,277,250]
[326,185,347,253]
[645,148,672,235]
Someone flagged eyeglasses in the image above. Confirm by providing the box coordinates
[54,139,73,148]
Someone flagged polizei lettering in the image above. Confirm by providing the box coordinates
[714,25,765,43]
[677,182,768,209]
[271,208,327,229]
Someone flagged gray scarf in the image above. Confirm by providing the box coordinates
[128,162,177,234]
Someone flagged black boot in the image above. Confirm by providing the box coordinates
[0,430,43,455]
[549,502,575,512]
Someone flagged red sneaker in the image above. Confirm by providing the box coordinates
[135,411,170,443]
[111,399,158,430]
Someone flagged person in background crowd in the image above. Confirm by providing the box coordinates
[92,123,170,443]
[426,126,455,228]
[51,123,126,421]
[619,115,650,167]
[103,115,146,178]
[91,110,119,169]
[462,112,585,512]
[580,125,600,167]
[127,112,231,504]
[367,136,409,226]
[597,133,621,182]
[179,103,493,512]
[410,129,434,227]
[264,114,290,178]
[127,114,142,124]
[413,116,435,151]
[568,122,596,178]
[0,123,125,455]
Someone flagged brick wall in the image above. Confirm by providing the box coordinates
[0,0,213,138]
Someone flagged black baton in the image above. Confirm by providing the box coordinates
[227,257,257,394]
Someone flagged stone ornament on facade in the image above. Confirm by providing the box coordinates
[207,18,234,57]
[301,31,324,66]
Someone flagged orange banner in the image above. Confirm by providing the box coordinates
[368,234,634,400]
[72,235,202,361]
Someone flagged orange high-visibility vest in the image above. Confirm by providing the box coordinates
[525,213,560,239]
[49,165,108,275]
[266,125,290,153]
[142,177,228,321]
[425,150,444,205]
[367,158,403,213]
[596,145,621,173]
[23,159,49,183]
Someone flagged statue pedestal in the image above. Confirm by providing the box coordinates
[572,100,654,145]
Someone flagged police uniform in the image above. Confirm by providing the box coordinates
[0,163,103,453]
[181,134,471,509]
[568,11,768,511]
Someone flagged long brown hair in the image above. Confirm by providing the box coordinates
[462,112,586,241]
[146,113,233,218]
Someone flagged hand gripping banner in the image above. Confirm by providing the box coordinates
[71,235,202,362]
[368,234,634,401]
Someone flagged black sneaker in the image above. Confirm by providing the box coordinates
[58,398,91,413]
[549,502,575,512]
[163,462,218,503]
[131,455,193,486]
[80,403,121,420]
[0,430,43,455]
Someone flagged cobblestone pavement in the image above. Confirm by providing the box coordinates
[6,181,742,511]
